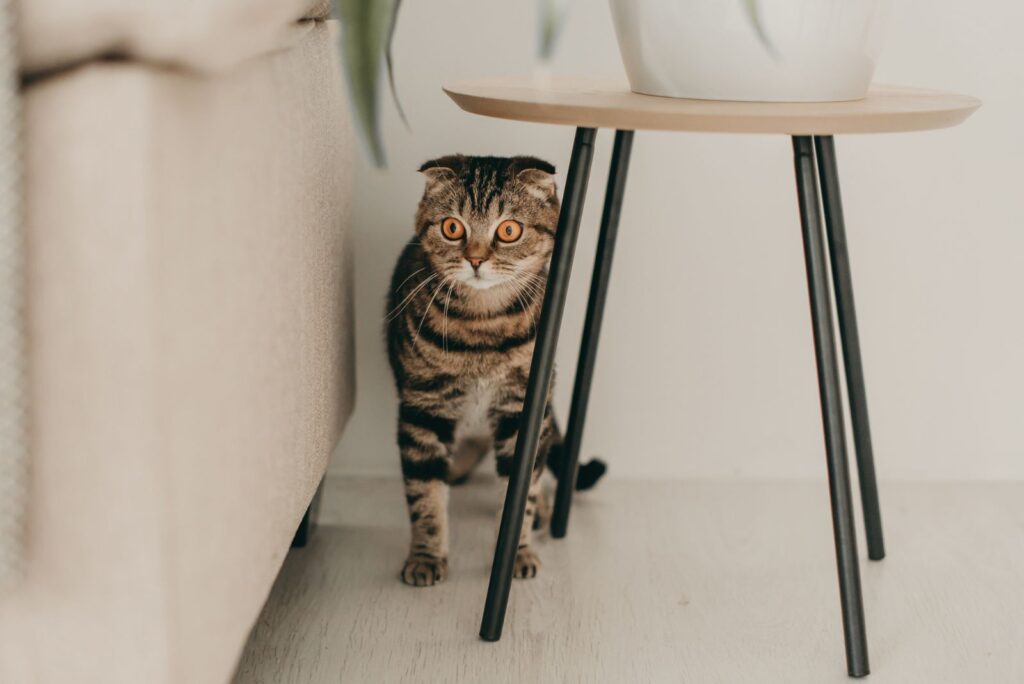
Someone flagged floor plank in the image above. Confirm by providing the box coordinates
[234,476,1024,683]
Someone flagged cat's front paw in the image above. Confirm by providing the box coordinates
[514,548,540,579]
[401,554,449,587]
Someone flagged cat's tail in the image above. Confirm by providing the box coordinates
[545,431,607,491]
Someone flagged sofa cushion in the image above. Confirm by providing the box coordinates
[20,0,332,76]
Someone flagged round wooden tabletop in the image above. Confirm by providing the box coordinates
[443,76,980,135]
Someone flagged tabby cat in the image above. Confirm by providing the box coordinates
[386,154,603,587]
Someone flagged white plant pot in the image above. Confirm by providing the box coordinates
[608,0,891,102]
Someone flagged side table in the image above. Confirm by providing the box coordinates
[443,76,980,678]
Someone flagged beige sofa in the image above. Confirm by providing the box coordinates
[0,2,356,682]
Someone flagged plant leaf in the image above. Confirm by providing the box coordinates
[385,0,409,129]
[740,0,779,58]
[334,0,397,167]
[538,0,569,61]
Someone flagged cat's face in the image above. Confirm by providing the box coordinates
[415,155,560,291]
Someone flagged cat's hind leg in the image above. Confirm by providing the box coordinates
[532,473,553,531]
[493,409,555,579]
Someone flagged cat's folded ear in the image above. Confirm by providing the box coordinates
[418,155,465,192]
[511,156,557,201]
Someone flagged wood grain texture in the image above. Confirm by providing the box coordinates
[234,476,1024,683]
[443,76,980,135]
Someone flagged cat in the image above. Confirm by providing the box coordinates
[386,154,605,587]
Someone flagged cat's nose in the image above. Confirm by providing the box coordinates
[466,256,487,270]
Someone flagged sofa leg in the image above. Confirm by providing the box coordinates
[291,477,325,548]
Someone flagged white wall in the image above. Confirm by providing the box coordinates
[332,0,1024,481]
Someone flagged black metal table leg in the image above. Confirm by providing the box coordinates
[814,135,886,562]
[792,136,870,678]
[480,126,597,642]
[551,129,634,539]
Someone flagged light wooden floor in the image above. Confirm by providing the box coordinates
[234,476,1024,683]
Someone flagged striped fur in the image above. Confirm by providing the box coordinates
[388,155,562,586]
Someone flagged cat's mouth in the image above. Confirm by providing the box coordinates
[456,263,506,290]
[461,272,503,290]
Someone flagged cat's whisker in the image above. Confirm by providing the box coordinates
[515,275,545,304]
[414,276,451,347]
[521,271,548,287]
[507,274,539,335]
[512,271,545,295]
[442,278,457,357]
[385,275,435,323]
[386,273,438,322]
[392,266,427,296]
[518,274,543,293]
[511,283,536,335]
[521,283,547,305]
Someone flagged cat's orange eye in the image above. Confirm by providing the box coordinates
[496,220,523,243]
[441,217,465,241]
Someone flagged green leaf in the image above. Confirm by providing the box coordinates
[385,0,409,130]
[334,0,398,167]
[538,0,569,62]
[740,0,779,58]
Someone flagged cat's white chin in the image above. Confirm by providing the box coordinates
[461,275,503,290]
